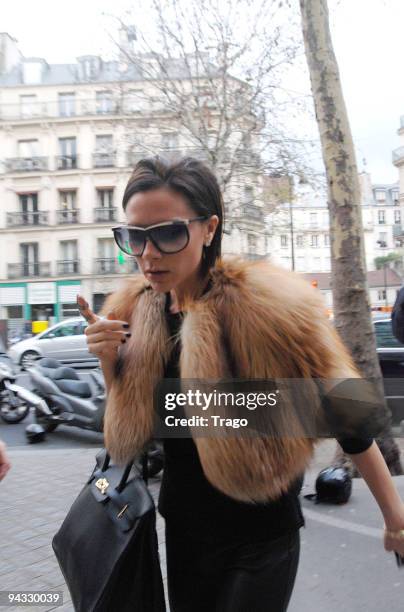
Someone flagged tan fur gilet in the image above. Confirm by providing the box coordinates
[99,257,359,503]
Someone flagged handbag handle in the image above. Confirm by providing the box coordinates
[101,450,149,489]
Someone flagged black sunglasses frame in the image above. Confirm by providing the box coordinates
[111,216,208,257]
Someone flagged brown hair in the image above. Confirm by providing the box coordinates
[122,156,224,278]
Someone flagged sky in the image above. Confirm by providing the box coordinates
[0,0,402,184]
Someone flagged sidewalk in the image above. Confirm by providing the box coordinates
[1,440,404,611]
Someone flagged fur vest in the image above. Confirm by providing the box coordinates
[99,257,359,503]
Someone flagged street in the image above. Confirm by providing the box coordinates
[1,370,404,610]
[1,444,404,611]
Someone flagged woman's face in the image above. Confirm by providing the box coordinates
[125,187,218,293]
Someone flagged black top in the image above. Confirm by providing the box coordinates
[157,292,374,542]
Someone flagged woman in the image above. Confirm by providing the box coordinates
[82,156,404,611]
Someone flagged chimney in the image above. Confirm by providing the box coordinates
[0,32,22,74]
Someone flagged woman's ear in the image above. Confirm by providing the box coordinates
[206,215,219,241]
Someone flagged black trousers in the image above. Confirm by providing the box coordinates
[165,522,300,612]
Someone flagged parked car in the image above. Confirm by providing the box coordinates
[374,318,404,427]
[7,318,98,370]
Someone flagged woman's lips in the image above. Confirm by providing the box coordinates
[145,271,169,279]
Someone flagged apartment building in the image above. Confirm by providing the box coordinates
[266,172,401,276]
[0,33,266,335]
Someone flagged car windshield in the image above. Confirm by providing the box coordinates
[41,321,86,338]
[374,320,404,348]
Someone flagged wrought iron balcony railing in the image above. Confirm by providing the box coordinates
[6,211,49,227]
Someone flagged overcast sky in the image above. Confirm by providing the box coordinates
[0,0,401,184]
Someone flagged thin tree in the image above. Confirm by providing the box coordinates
[106,0,319,198]
[300,0,402,474]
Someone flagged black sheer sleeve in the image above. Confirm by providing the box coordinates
[336,437,374,454]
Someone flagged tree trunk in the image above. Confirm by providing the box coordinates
[299,0,402,475]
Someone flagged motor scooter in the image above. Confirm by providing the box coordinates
[0,352,38,424]
[26,357,164,476]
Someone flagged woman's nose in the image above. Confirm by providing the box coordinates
[142,237,162,258]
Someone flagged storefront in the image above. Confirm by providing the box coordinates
[0,280,82,337]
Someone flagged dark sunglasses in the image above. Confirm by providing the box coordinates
[111,217,208,256]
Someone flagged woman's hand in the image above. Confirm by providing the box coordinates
[77,295,130,368]
[0,440,11,481]
[384,504,404,559]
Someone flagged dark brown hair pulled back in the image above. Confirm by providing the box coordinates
[122,156,224,278]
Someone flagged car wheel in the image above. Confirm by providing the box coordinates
[20,350,40,370]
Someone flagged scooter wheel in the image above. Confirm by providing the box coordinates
[0,400,29,424]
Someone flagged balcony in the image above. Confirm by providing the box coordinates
[7,211,49,227]
[56,155,79,170]
[94,258,139,275]
[93,152,116,168]
[7,262,51,279]
[393,146,404,165]
[0,98,122,122]
[94,207,117,223]
[4,157,48,172]
[241,204,264,221]
[57,260,81,275]
[56,209,80,224]
[94,258,119,274]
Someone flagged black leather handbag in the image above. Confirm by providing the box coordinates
[52,448,166,612]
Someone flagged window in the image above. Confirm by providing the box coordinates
[375,189,386,202]
[96,90,114,114]
[98,238,115,258]
[57,191,78,224]
[395,210,401,224]
[95,135,114,167]
[58,92,76,117]
[19,193,38,224]
[378,210,386,224]
[18,139,39,158]
[20,243,39,276]
[96,135,113,151]
[310,234,319,247]
[296,235,303,247]
[97,189,114,208]
[45,322,84,338]
[309,212,317,227]
[58,240,79,274]
[124,89,143,113]
[280,235,288,248]
[95,189,115,221]
[243,204,262,219]
[20,94,37,118]
[97,238,116,273]
[324,234,330,246]
[377,289,386,301]
[247,234,257,251]
[374,320,404,348]
[243,186,254,205]
[378,232,387,248]
[59,190,76,210]
[58,137,77,169]
[59,240,78,260]
[161,133,179,150]
[7,305,23,319]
